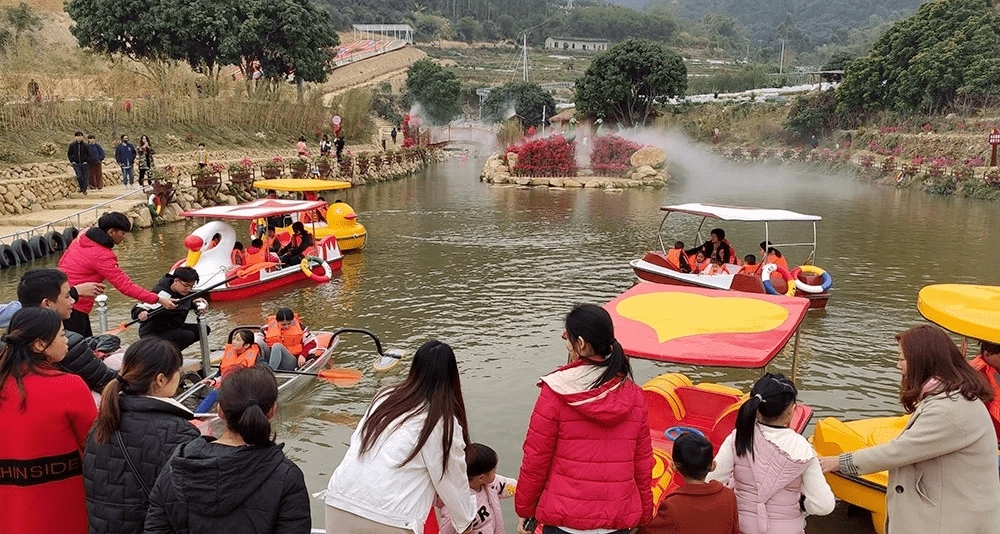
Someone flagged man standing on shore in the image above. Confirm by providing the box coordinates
[68,131,90,195]
[116,134,137,188]
[334,136,345,162]
[87,134,105,190]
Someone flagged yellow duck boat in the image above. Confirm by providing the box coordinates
[253,179,367,251]
[812,284,1000,534]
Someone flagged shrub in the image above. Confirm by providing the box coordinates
[506,135,578,177]
[589,135,642,177]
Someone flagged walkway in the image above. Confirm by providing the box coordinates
[0,185,148,244]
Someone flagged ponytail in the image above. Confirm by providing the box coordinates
[219,365,278,447]
[734,373,797,459]
[565,304,632,388]
[92,338,182,444]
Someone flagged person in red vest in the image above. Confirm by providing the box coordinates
[262,308,316,370]
[221,329,262,378]
[230,241,246,266]
[0,307,96,534]
[689,249,709,274]
[667,241,691,273]
[970,340,1000,442]
[759,241,789,271]
[736,254,763,276]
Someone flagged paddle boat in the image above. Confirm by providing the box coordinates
[630,203,834,309]
[604,282,814,507]
[253,178,367,251]
[176,198,343,301]
[811,284,1000,534]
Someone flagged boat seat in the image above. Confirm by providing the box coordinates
[673,386,742,429]
[643,374,693,434]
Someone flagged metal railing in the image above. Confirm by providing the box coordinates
[0,189,146,245]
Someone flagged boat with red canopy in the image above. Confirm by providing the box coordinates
[630,203,833,309]
[175,198,343,301]
[604,282,813,506]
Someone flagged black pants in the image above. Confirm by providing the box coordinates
[280,253,304,266]
[64,309,93,338]
[72,163,89,193]
[148,323,208,352]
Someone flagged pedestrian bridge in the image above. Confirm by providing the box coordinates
[427,125,498,150]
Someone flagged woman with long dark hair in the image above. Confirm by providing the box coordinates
[319,340,477,534]
[515,304,653,534]
[820,325,1000,533]
[144,365,310,533]
[707,373,833,534]
[83,337,199,534]
[0,308,95,534]
[137,135,154,187]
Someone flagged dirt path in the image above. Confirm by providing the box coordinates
[319,46,426,104]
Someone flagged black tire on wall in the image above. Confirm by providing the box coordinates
[10,239,34,263]
[62,226,79,245]
[45,230,67,252]
[28,235,49,258]
[0,244,16,268]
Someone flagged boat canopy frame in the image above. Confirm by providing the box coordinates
[655,203,821,266]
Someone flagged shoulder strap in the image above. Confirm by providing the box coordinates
[115,430,152,498]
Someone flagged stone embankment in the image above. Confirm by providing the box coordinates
[480,146,671,189]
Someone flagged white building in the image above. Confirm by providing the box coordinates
[544,37,609,52]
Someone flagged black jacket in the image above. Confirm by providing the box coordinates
[131,275,195,337]
[84,396,200,534]
[61,329,118,393]
[69,140,92,165]
[143,437,310,534]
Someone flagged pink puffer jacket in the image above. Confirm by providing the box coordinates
[515,360,654,530]
[58,227,158,314]
[731,425,810,534]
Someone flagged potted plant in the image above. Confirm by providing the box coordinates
[985,167,1000,186]
[315,156,334,178]
[289,157,310,177]
[356,152,371,174]
[339,152,353,176]
[261,157,284,179]
[148,167,176,206]
[228,158,255,185]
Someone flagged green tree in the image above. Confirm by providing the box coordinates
[497,14,517,39]
[784,90,839,140]
[455,16,482,43]
[574,38,686,127]
[4,2,41,41]
[404,59,462,124]
[837,0,1000,115]
[481,82,556,127]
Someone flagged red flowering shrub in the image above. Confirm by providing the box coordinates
[589,135,642,177]
[506,135,577,177]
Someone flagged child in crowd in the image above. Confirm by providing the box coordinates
[437,443,516,534]
[689,249,709,274]
[244,238,274,265]
[641,432,738,534]
[231,241,246,266]
[196,329,262,413]
[208,233,221,250]
[737,254,762,276]
[668,241,691,273]
[704,255,730,275]
[296,136,310,157]
[707,374,834,534]
[196,143,208,168]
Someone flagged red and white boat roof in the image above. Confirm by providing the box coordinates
[604,282,809,368]
[661,203,822,222]
[181,199,327,220]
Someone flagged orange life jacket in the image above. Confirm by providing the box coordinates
[666,248,690,272]
[230,249,246,266]
[264,314,304,356]
[737,263,762,276]
[765,252,790,271]
[244,246,267,265]
[971,356,1000,441]
[220,343,261,378]
[263,234,278,253]
[689,256,708,274]
[705,263,730,275]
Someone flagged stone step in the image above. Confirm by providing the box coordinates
[2,199,148,228]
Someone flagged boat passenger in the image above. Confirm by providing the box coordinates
[970,339,1000,440]
[689,249,709,274]
[704,256,731,275]
[262,307,316,370]
[59,211,177,337]
[737,254,762,276]
[263,227,282,255]
[436,443,517,534]
[245,238,278,266]
[16,268,117,393]
[759,241,789,271]
[230,241,246,266]
[83,338,199,534]
[707,373,834,534]
[144,365,311,533]
[640,432,739,534]
[221,329,262,378]
[318,340,477,534]
[515,304,653,534]
[207,233,221,250]
[0,308,95,534]
[821,325,1000,534]
[277,221,314,266]
[687,228,738,265]
[667,241,691,273]
[130,267,209,352]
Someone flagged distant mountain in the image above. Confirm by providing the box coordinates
[611,0,926,44]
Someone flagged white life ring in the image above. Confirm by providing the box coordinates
[792,265,834,294]
[300,255,331,283]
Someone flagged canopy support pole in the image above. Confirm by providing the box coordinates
[790,327,802,383]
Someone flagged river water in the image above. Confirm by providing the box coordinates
[5,144,999,532]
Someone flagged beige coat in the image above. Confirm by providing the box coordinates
[845,391,1000,534]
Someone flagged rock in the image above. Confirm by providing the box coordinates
[7,183,21,197]
[23,190,36,202]
[3,192,15,204]
[564,179,583,187]
[578,168,594,177]
[506,153,518,169]
[635,165,657,177]
[529,177,548,187]
[0,185,6,194]
[225,195,238,206]
[549,178,565,187]
[136,207,154,228]
[515,177,532,186]
[161,204,182,222]
[492,175,508,184]
[630,146,666,169]
[584,180,602,188]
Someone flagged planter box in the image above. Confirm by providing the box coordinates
[229,170,254,187]
[261,167,283,179]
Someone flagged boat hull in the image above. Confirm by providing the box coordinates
[207,258,343,301]
[631,252,830,309]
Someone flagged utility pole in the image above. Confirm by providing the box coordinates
[542,105,546,136]
[779,39,786,74]
[523,34,528,82]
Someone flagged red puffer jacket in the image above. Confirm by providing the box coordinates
[59,227,159,314]
[515,360,654,530]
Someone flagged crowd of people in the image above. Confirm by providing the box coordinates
[661,227,791,278]
[3,213,1000,533]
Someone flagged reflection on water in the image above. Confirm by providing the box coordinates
[4,154,998,532]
